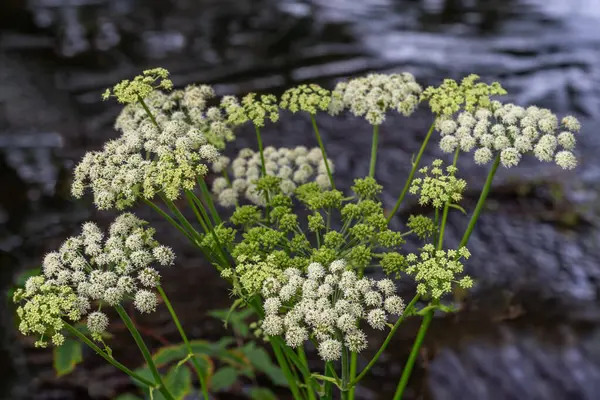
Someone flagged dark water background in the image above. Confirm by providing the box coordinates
[2,0,600,399]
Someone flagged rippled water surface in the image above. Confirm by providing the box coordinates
[3,0,600,399]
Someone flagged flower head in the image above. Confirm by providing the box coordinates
[259,260,405,361]
[329,73,422,124]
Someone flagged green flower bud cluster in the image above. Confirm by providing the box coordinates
[329,73,422,124]
[409,160,467,208]
[405,244,473,299]
[436,102,580,169]
[421,74,507,116]
[221,93,280,128]
[260,260,405,361]
[13,213,175,346]
[222,254,285,297]
[279,84,331,115]
[102,68,173,104]
[211,146,334,208]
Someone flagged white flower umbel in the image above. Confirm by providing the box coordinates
[260,259,405,361]
[436,103,581,169]
[212,146,335,207]
[73,82,244,210]
[13,213,175,346]
[329,73,422,124]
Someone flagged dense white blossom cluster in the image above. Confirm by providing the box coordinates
[14,213,175,346]
[72,84,245,210]
[329,73,423,124]
[211,146,334,207]
[260,260,405,361]
[436,103,581,169]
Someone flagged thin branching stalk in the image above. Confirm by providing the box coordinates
[157,286,209,400]
[368,124,380,178]
[392,153,501,399]
[115,305,175,400]
[198,178,222,225]
[310,114,335,189]
[63,322,155,387]
[298,347,317,400]
[137,96,159,128]
[349,294,420,386]
[386,121,436,223]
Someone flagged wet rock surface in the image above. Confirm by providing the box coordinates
[3,0,600,399]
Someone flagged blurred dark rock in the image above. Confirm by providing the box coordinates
[2,0,600,399]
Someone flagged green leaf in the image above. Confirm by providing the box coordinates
[242,342,287,386]
[189,337,234,357]
[113,394,143,400]
[211,366,238,392]
[152,344,188,367]
[152,365,193,400]
[249,387,278,400]
[131,367,154,388]
[53,338,83,377]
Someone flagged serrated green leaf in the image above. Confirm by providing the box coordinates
[211,366,238,392]
[249,387,278,400]
[242,343,287,386]
[53,338,83,377]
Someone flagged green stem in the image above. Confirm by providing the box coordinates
[392,153,501,400]
[437,148,461,250]
[186,190,230,268]
[270,338,304,399]
[63,322,155,387]
[392,308,433,400]
[254,125,267,177]
[298,347,317,400]
[254,124,271,218]
[348,352,358,400]
[310,114,335,190]
[386,121,436,223]
[198,178,222,225]
[459,153,501,248]
[369,124,380,178]
[115,305,175,400]
[157,286,209,400]
[323,361,334,400]
[350,295,420,386]
[342,346,350,396]
[143,199,196,245]
[138,96,159,128]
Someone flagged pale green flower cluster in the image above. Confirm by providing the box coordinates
[13,213,175,347]
[102,68,173,104]
[211,146,334,207]
[260,260,405,361]
[329,73,422,124]
[221,254,284,296]
[72,97,226,209]
[406,244,473,299]
[436,103,581,169]
[421,74,507,116]
[409,160,467,208]
[279,84,331,115]
[221,93,280,128]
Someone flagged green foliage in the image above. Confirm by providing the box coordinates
[53,338,83,377]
